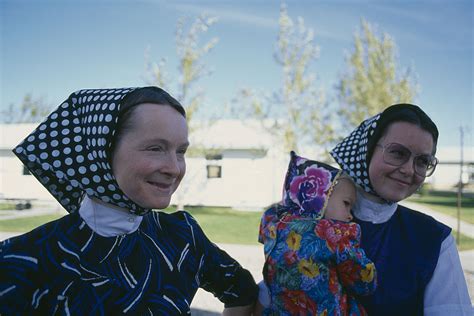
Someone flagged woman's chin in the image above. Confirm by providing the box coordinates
[136,197,172,210]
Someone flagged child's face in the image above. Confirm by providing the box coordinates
[324,179,356,222]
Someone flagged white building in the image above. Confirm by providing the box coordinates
[429,146,474,191]
[0,124,54,201]
[1,123,472,210]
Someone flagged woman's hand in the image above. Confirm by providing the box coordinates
[222,304,254,315]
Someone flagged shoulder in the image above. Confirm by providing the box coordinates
[397,204,451,238]
[145,209,199,225]
[1,213,76,281]
[2,213,74,250]
[144,209,205,235]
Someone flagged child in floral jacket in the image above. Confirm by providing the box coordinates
[258,152,377,315]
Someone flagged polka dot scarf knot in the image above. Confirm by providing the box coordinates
[13,87,152,216]
[330,113,381,195]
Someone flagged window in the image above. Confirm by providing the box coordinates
[207,165,222,178]
[206,153,223,179]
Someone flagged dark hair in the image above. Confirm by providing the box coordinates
[110,86,186,155]
[366,103,439,164]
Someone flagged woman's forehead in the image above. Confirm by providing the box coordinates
[381,121,434,152]
[127,104,188,140]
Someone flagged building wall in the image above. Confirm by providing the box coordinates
[1,124,472,208]
[171,150,288,210]
[0,154,53,200]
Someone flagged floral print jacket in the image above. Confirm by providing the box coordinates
[258,152,376,315]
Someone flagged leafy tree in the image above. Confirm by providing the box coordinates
[144,14,218,209]
[337,19,417,130]
[234,4,335,154]
[145,14,218,128]
[1,94,52,123]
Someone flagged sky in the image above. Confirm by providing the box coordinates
[1,0,473,149]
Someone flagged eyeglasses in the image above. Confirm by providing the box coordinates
[376,143,438,177]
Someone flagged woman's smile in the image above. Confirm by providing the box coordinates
[387,175,411,187]
[147,180,174,192]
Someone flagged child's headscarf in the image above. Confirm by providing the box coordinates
[330,103,438,197]
[282,151,342,219]
[13,87,181,216]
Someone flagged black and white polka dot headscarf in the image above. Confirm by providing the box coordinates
[330,103,439,197]
[12,87,157,215]
[330,113,380,195]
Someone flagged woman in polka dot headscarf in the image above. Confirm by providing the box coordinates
[330,104,471,315]
[0,87,258,315]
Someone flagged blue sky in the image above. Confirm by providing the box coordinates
[1,0,472,148]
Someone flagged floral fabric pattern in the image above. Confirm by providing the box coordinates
[282,151,340,219]
[288,165,332,213]
[259,152,376,315]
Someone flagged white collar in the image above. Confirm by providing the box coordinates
[79,195,143,237]
[352,188,398,224]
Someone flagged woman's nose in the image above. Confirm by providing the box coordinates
[399,157,415,176]
[160,153,181,177]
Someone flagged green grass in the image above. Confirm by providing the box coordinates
[455,231,474,251]
[165,206,262,245]
[0,203,16,210]
[1,198,474,250]
[0,214,64,232]
[408,190,474,224]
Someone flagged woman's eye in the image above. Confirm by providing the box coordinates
[416,156,430,167]
[389,149,405,158]
[148,147,164,152]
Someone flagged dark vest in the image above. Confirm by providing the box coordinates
[355,205,451,315]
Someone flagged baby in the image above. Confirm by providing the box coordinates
[258,151,376,315]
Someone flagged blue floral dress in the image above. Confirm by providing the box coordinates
[259,152,376,315]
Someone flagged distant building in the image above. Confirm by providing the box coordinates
[1,123,472,210]
[428,146,474,191]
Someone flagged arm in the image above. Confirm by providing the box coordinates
[424,234,472,315]
[185,213,258,310]
[0,236,39,314]
[202,249,258,314]
[333,222,377,296]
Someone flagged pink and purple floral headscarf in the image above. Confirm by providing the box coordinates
[282,151,342,219]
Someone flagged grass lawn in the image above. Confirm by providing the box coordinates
[0,203,16,210]
[456,231,474,251]
[1,198,473,250]
[0,214,64,232]
[164,206,262,245]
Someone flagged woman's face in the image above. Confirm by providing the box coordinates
[368,121,434,202]
[112,103,189,209]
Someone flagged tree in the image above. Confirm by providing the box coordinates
[144,14,219,209]
[145,14,218,128]
[234,4,335,155]
[337,19,417,130]
[1,94,52,123]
